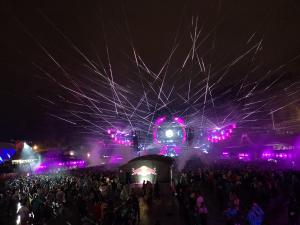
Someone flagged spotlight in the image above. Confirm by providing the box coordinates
[165,129,174,138]
[87,153,90,158]
[33,145,38,150]
[70,151,74,156]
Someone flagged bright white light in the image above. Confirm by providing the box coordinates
[87,153,90,158]
[23,142,31,150]
[12,159,37,165]
[16,216,20,225]
[132,166,157,176]
[165,129,174,138]
[16,202,21,225]
[70,151,74,156]
[33,145,38,150]
[17,202,21,212]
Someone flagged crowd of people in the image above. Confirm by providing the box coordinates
[173,163,300,225]
[0,161,300,225]
[0,169,140,225]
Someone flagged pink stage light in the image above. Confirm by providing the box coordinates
[108,128,133,146]
[207,123,236,143]
[153,116,187,156]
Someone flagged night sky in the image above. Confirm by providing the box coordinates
[0,0,299,144]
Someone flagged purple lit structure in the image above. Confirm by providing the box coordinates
[221,152,230,159]
[153,116,187,157]
[262,152,292,159]
[207,123,236,143]
[261,142,295,160]
[108,155,124,164]
[238,153,250,161]
[107,129,133,146]
[35,160,86,173]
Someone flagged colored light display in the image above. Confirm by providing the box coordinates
[107,128,133,146]
[132,165,157,184]
[159,145,182,157]
[12,159,38,165]
[238,153,250,161]
[0,148,16,164]
[153,116,186,156]
[261,152,292,159]
[207,123,236,143]
[132,166,157,176]
[265,143,295,151]
[165,129,174,138]
[35,160,86,172]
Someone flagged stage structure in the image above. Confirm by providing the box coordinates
[107,128,133,146]
[207,123,236,143]
[104,116,239,158]
[119,155,174,184]
[261,142,296,160]
[153,116,187,156]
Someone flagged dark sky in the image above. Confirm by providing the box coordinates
[0,0,299,144]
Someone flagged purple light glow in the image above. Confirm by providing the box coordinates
[173,117,186,140]
[238,153,249,157]
[238,153,250,160]
[153,116,187,156]
[159,146,167,155]
[221,152,230,159]
[155,116,167,126]
[207,123,236,143]
[35,160,86,173]
[109,155,124,164]
[107,128,133,147]
[173,117,185,125]
[261,150,292,160]
[153,116,186,144]
[153,116,167,143]
[159,146,181,156]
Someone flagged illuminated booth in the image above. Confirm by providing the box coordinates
[119,155,174,184]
